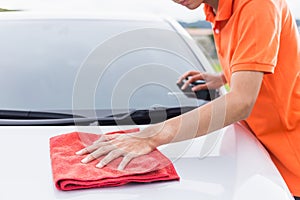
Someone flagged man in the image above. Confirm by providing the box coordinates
[76,0,300,198]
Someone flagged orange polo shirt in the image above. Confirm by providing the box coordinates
[204,0,300,196]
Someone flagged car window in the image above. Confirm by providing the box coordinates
[0,19,207,112]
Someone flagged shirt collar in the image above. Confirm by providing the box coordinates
[204,0,234,24]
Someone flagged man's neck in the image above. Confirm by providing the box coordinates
[204,0,219,12]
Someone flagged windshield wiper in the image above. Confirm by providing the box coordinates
[0,110,84,120]
[0,109,92,126]
[0,106,199,126]
[96,106,199,125]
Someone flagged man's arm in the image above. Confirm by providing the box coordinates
[153,70,264,145]
[78,71,264,169]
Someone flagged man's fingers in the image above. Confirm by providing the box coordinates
[181,74,205,90]
[76,132,150,171]
[93,134,118,144]
[188,73,205,83]
[93,135,108,144]
[76,140,110,155]
[96,149,123,168]
[80,153,96,164]
[81,145,115,163]
[118,154,136,171]
[191,84,208,91]
[76,133,119,156]
[177,70,200,83]
[75,148,89,155]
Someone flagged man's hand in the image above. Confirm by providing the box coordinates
[177,70,226,91]
[76,131,156,170]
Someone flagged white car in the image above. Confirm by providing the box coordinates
[0,12,294,200]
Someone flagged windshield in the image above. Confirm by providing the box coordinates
[0,19,207,113]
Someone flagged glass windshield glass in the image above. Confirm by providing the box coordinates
[0,19,206,112]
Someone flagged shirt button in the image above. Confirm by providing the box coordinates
[215,29,220,34]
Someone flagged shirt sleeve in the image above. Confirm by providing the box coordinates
[230,0,281,74]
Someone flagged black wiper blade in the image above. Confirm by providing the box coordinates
[0,109,84,120]
[99,106,198,125]
[0,107,198,126]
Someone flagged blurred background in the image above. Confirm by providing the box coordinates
[1,0,299,70]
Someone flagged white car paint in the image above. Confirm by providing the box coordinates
[0,123,294,200]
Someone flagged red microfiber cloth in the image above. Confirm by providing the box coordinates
[49,129,180,191]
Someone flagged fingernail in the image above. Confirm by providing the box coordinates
[117,166,124,171]
[96,163,103,168]
[75,149,83,155]
[81,157,90,164]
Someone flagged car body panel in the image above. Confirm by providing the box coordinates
[0,123,294,200]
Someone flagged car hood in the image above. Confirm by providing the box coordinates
[0,123,293,200]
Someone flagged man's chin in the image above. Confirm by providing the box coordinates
[184,2,202,10]
[185,5,199,10]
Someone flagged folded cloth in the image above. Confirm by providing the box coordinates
[49,129,180,191]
